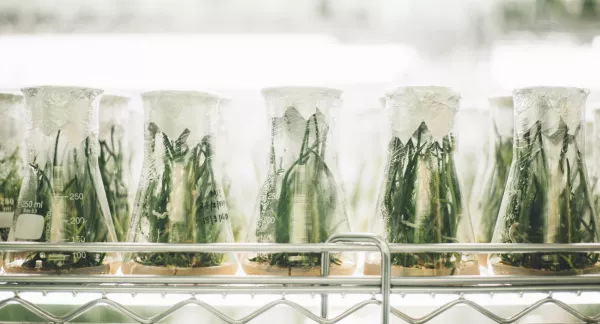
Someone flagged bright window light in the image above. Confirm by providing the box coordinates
[0,34,418,90]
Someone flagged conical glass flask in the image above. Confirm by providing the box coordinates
[585,120,594,181]
[592,108,600,217]
[0,93,24,242]
[99,95,132,243]
[5,86,117,274]
[490,87,600,275]
[242,87,354,276]
[366,86,478,276]
[471,97,514,267]
[455,109,490,209]
[126,90,237,275]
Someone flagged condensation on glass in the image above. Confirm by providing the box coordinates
[367,86,479,276]
[490,87,599,275]
[5,86,118,274]
[126,90,237,275]
[243,86,354,276]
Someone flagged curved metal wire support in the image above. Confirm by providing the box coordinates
[0,295,381,324]
[2,235,600,323]
[321,233,391,324]
[390,295,600,324]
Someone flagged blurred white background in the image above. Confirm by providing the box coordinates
[2,0,600,322]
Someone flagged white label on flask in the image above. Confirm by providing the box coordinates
[0,212,13,228]
[14,213,45,240]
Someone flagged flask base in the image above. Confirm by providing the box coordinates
[364,260,479,276]
[121,261,238,275]
[4,263,110,275]
[491,262,600,276]
[241,258,356,276]
[477,253,489,268]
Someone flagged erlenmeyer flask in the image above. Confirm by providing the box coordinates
[366,86,479,276]
[455,109,490,210]
[490,87,599,275]
[126,90,237,275]
[5,86,117,274]
[243,86,354,276]
[0,93,24,242]
[471,97,514,266]
[98,95,132,243]
[592,108,600,216]
[585,120,594,181]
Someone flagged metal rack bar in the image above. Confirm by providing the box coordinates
[0,275,378,285]
[4,274,600,286]
[2,242,600,253]
[0,285,380,295]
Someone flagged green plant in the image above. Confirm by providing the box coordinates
[131,122,225,268]
[0,145,22,241]
[250,108,345,268]
[98,125,130,242]
[476,126,514,243]
[496,120,599,272]
[17,130,107,271]
[381,122,462,271]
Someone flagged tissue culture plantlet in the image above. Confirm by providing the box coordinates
[477,125,514,243]
[496,121,599,272]
[250,108,344,270]
[381,123,462,272]
[99,125,130,241]
[18,131,107,271]
[0,145,22,241]
[132,122,225,268]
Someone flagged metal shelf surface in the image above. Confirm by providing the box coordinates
[0,233,599,323]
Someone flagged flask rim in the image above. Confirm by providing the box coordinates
[385,85,460,99]
[513,86,590,96]
[488,96,513,109]
[261,86,342,97]
[21,85,104,95]
[141,90,223,101]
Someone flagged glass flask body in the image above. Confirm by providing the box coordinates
[471,97,514,245]
[5,86,117,274]
[126,91,237,275]
[591,109,600,216]
[99,95,132,243]
[243,87,354,276]
[455,109,490,207]
[490,87,599,275]
[0,94,24,242]
[366,86,478,276]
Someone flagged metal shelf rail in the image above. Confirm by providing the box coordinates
[0,233,599,323]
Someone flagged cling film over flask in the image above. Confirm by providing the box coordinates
[0,93,24,241]
[243,86,354,276]
[5,86,118,274]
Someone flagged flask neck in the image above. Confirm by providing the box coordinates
[386,86,459,144]
[269,108,330,172]
[513,87,587,141]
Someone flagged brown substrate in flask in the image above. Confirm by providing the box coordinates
[125,262,238,275]
[491,260,600,276]
[364,254,479,277]
[241,256,356,276]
